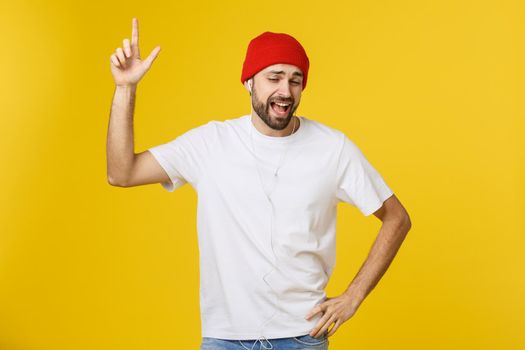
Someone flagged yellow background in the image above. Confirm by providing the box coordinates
[1,0,524,349]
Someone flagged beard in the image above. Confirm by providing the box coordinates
[251,84,299,131]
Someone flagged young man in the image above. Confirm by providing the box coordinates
[107,18,411,350]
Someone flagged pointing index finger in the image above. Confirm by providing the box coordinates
[131,17,139,55]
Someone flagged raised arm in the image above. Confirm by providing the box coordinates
[106,17,166,187]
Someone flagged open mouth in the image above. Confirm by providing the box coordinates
[270,101,291,116]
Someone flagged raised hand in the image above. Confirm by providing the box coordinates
[110,17,161,87]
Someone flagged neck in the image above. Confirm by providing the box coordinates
[250,114,298,137]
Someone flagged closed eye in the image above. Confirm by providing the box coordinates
[268,78,301,85]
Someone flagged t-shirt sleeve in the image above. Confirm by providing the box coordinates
[335,134,394,216]
[147,122,213,192]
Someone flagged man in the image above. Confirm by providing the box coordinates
[107,18,411,350]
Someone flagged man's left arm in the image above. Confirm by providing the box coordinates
[305,194,412,338]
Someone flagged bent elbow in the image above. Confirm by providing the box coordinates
[403,213,412,232]
[107,175,128,187]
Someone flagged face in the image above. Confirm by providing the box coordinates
[249,63,303,131]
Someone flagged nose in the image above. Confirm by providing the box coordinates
[276,80,293,98]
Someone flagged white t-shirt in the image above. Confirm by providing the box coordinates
[147,114,394,340]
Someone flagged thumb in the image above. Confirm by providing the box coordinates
[143,46,161,70]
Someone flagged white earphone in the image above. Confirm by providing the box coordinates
[248,79,253,93]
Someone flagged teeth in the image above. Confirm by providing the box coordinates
[275,102,290,107]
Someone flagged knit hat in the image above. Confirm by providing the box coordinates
[240,31,310,90]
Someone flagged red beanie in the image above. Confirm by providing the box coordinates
[241,31,310,90]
